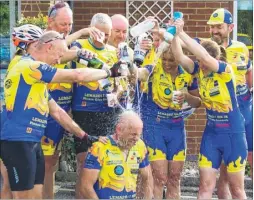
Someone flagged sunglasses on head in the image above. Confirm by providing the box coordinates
[48,2,69,17]
[41,34,65,44]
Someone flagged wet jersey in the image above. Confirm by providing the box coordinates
[192,60,245,133]
[195,38,252,107]
[137,61,198,124]
[71,39,118,112]
[1,55,57,142]
[84,136,149,199]
[47,63,72,111]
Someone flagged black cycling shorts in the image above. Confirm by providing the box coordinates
[72,110,120,154]
[0,140,45,191]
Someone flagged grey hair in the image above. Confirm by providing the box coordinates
[36,31,64,48]
[90,13,112,28]
[48,2,73,19]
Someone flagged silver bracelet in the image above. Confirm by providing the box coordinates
[104,68,111,78]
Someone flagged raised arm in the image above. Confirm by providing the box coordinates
[171,36,195,74]
[174,19,219,72]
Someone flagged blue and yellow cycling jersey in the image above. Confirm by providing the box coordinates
[192,60,245,133]
[195,38,252,106]
[137,61,198,123]
[226,39,252,107]
[71,39,118,112]
[84,136,149,199]
[47,63,72,111]
[1,55,57,142]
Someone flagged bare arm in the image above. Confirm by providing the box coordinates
[171,36,195,74]
[60,49,78,64]
[129,64,152,82]
[65,27,102,46]
[246,68,253,90]
[137,165,153,199]
[178,31,219,72]
[50,68,108,83]
[48,99,85,139]
[185,89,201,108]
[80,168,100,199]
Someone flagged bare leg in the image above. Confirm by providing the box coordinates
[217,163,232,199]
[228,169,246,199]
[247,152,253,179]
[75,152,87,199]
[42,150,60,199]
[0,160,12,199]
[166,161,184,199]
[150,160,168,199]
[198,167,217,199]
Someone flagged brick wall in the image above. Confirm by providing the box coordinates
[21,0,234,156]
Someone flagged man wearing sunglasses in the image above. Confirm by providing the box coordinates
[43,2,107,199]
[0,31,125,199]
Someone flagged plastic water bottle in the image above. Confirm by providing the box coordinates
[164,12,184,42]
[133,33,149,66]
[118,42,130,76]
[130,19,155,37]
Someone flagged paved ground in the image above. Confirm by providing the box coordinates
[54,181,253,199]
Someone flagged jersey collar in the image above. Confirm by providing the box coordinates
[88,38,105,50]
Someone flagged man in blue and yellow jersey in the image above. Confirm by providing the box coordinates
[43,2,107,199]
[172,19,247,199]
[132,45,201,199]
[0,31,124,199]
[80,111,153,199]
[70,13,124,198]
[199,8,253,198]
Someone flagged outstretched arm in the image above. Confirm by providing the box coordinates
[174,19,219,72]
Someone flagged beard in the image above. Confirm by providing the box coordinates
[211,34,228,45]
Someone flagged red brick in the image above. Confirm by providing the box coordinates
[187,26,206,32]
[186,125,196,131]
[119,2,125,7]
[189,14,210,20]
[196,126,205,132]
[185,20,197,26]
[179,8,197,15]
[101,2,120,8]
[197,21,209,26]
[188,2,206,8]
[174,2,188,8]
[187,131,203,137]
[187,148,198,155]
[83,2,101,7]
[205,2,222,8]
[197,8,216,15]
[197,32,210,38]
[108,8,126,15]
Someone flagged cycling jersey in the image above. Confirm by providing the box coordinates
[193,61,247,171]
[1,55,56,142]
[84,136,149,199]
[42,63,72,155]
[71,39,118,112]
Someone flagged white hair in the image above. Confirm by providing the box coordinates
[90,13,112,28]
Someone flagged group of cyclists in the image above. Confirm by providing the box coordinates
[0,1,252,199]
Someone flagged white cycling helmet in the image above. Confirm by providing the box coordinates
[12,24,43,50]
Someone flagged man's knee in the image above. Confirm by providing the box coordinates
[152,170,168,186]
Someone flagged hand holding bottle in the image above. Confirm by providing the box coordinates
[173,18,185,36]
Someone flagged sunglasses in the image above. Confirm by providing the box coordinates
[41,34,65,44]
[48,2,70,17]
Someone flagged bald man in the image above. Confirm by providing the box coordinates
[80,111,153,199]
